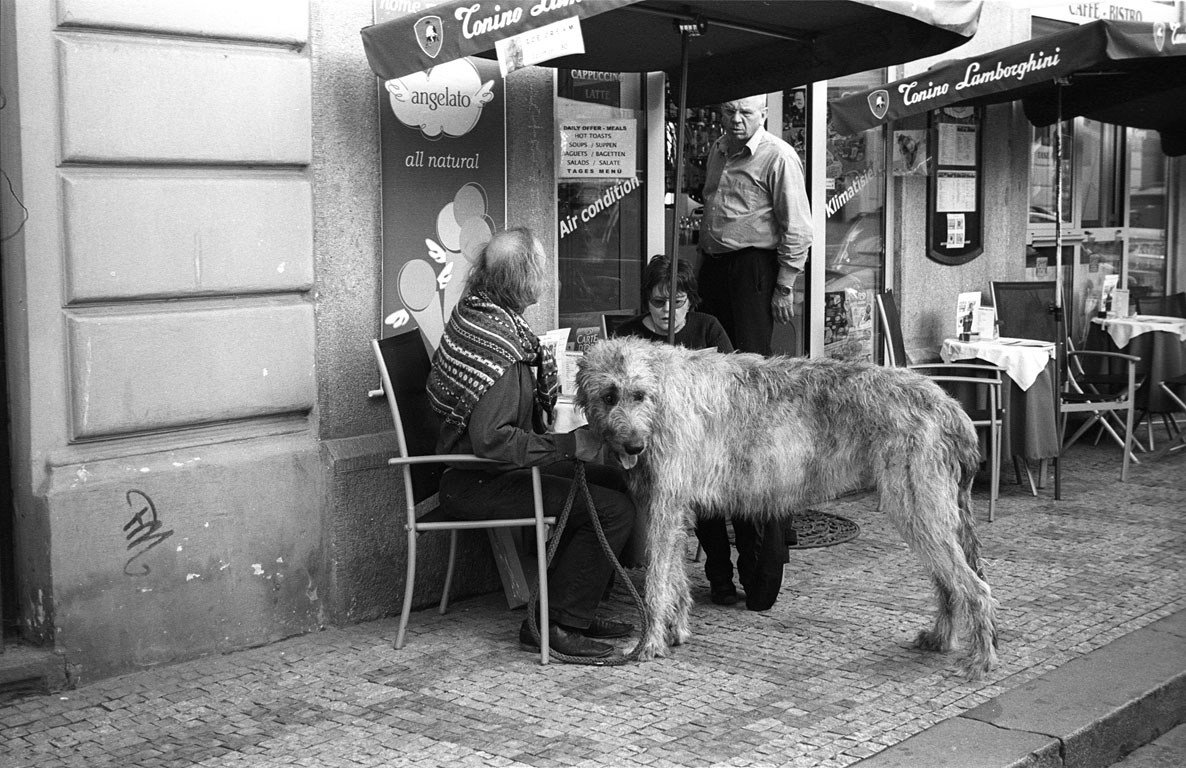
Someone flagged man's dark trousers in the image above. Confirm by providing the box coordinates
[698,246,778,356]
[695,245,789,610]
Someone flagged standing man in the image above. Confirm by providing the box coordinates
[695,94,813,612]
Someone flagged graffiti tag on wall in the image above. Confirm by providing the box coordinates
[123,489,173,576]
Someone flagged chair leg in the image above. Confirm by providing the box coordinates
[1121,402,1135,482]
[532,469,549,665]
[989,421,1000,522]
[439,530,459,615]
[395,529,418,650]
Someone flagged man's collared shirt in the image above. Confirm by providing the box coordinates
[699,127,812,274]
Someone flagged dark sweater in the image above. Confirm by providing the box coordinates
[612,311,734,352]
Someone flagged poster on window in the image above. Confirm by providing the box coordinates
[375,6,506,352]
[823,288,874,362]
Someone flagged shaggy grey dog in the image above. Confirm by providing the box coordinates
[575,337,999,679]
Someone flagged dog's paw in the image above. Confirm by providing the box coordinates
[914,629,952,653]
[668,626,692,647]
[637,636,668,660]
[958,654,992,681]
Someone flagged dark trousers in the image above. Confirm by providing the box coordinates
[695,516,788,611]
[439,461,635,629]
[698,246,779,357]
[697,247,789,608]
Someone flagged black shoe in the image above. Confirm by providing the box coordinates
[710,583,740,606]
[745,594,777,612]
[518,621,613,658]
[579,617,634,639]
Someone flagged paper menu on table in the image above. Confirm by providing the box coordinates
[1111,289,1130,318]
[540,328,576,394]
[976,306,997,340]
[956,291,981,336]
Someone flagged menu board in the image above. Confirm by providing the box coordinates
[927,107,983,265]
[559,119,637,179]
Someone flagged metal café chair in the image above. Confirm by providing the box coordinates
[371,331,556,663]
[909,362,1006,522]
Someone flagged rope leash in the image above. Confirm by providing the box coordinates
[525,461,651,665]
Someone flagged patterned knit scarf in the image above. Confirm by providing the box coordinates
[427,291,559,453]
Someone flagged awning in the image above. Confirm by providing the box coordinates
[830,19,1186,155]
[361,1,983,107]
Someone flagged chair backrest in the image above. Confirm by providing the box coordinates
[1135,292,1186,318]
[602,311,637,339]
[875,290,908,367]
[373,331,444,504]
[991,281,1060,342]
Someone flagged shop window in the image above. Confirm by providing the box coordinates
[1126,127,1168,301]
[556,70,645,334]
[819,76,887,363]
[1028,122,1074,231]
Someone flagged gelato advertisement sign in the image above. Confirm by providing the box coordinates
[376,5,506,351]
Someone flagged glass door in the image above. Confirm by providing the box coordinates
[1123,127,1169,308]
[556,70,646,339]
[811,74,888,362]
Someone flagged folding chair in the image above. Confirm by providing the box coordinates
[1061,349,1143,481]
[910,363,1006,521]
[875,289,909,367]
[1154,373,1186,457]
[601,311,637,340]
[990,281,1061,343]
[992,280,1143,486]
[372,331,556,663]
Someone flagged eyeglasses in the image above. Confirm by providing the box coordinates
[648,294,689,309]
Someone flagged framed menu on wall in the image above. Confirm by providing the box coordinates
[926,106,983,265]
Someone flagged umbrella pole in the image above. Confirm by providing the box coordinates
[1053,82,1065,500]
[667,25,694,345]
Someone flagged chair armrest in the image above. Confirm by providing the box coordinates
[1067,350,1141,366]
[388,454,499,467]
[924,375,1002,387]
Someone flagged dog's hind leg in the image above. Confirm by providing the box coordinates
[915,537,999,679]
[881,459,998,679]
[916,576,959,653]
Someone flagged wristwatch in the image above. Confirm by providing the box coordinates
[774,283,794,296]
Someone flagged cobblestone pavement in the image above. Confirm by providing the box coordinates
[2,440,1184,768]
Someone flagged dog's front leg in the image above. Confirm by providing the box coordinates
[637,496,694,659]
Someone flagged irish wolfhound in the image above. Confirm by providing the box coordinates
[575,337,999,679]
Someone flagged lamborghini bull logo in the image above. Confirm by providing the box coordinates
[415,15,443,58]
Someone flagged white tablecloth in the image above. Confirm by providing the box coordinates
[1095,315,1186,348]
[940,337,1056,391]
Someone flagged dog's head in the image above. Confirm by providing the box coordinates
[575,337,666,470]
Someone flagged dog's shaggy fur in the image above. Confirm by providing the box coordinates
[575,337,999,679]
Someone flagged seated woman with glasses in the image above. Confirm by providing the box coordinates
[612,255,786,612]
[611,255,732,351]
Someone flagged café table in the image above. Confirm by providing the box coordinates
[941,336,1060,493]
[1087,315,1186,418]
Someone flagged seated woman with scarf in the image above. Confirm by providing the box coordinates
[427,227,637,659]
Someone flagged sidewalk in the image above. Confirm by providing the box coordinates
[2,440,1184,768]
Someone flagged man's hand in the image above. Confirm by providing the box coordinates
[772,290,796,323]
